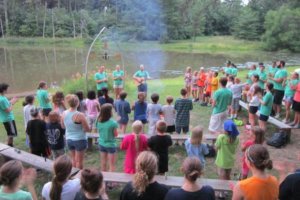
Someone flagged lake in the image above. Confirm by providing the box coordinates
[1,45,300,93]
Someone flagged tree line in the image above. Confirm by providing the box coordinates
[0,0,299,52]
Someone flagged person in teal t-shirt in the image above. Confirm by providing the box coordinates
[231,65,238,77]
[209,77,232,134]
[36,81,52,119]
[0,83,18,146]
[269,61,288,118]
[283,72,299,123]
[133,64,151,94]
[258,63,267,90]
[112,65,125,99]
[258,82,274,131]
[0,160,37,200]
[215,119,239,182]
[267,61,278,86]
[246,64,258,85]
[96,103,118,172]
[94,65,108,97]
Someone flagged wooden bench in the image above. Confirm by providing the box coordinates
[239,100,293,141]
[86,133,217,150]
[0,143,235,192]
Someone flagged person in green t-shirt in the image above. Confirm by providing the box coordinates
[283,72,299,123]
[36,81,52,119]
[0,83,18,147]
[96,103,118,172]
[209,77,232,134]
[246,64,258,85]
[258,82,274,131]
[269,60,288,119]
[133,64,151,94]
[215,119,239,184]
[231,64,238,77]
[223,60,233,76]
[112,65,125,99]
[267,61,278,86]
[258,63,267,90]
[94,66,108,97]
[0,160,37,200]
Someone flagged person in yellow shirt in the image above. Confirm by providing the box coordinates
[211,71,219,98]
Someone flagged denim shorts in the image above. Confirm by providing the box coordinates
[67,139,87,151]
[175,126,189,134]
[99,145,117,154]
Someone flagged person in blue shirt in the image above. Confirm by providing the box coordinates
[114,91,131,133]
[133,65,151,94]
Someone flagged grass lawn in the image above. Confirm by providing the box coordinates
[1,66,300,199]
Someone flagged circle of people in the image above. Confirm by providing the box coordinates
[0,60,299,200]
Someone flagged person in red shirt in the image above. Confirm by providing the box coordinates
[201,71,212,106]
[197,67,207,102]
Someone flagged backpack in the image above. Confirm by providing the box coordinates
[267,131,288,148]
[205,144,216,157]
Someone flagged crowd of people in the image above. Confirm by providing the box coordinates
[0,60,299,200]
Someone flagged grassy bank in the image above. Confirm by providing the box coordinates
[0,36,262,54]
[1,67,300,199]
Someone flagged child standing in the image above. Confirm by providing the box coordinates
[258,82,274,131]
[52,91,66,115]
[97,103,118,172]
[197,67,207,102]
[226,75,234,88]
[230,78,246,119]
[146,93,162,135]
[184,66,192,98]
[23,95,35,129]
[241,126,265,179]
[184,126,209,167]
[175,88,193,134]
[86,90,100,132]
[215,119,239,184]
[36,81,52,119]
[45,111,65,159]
[283,72,299,123]
[120,120,148,174]
[211,71,219,97]
[148,120,173,175]
[26,107,49,157]
[191,71,199,101]
[162,96,176,134]
[114,91,131,134]
[132,92,148,126]
[201,71,212,106]
[248,86,262,127]
[75,91,87,114]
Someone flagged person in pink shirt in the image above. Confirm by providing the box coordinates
[120,120,148,174]
[86,90,100,132]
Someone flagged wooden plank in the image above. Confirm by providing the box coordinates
[0,143,11,152]
[239,100,292,129]
[0,146,79,176]
[102,171,236,192]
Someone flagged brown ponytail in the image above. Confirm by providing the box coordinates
[0,160,22,188]
[246,144,273,171]
[181,157,202,182]
[132,151,158,196]
[50,155,72,200]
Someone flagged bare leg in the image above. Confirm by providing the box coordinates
[100,152,108,171]
[76,150,85,169]
[69,150,76,167]
[108,153,116,172]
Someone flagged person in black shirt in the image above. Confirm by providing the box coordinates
[148,120,172,174]
[164,157,215,200]
[26,107,49,157]
[98,88,114,106]
[46,111,65,159]
[279,169,300,200]
[119,151,170,200]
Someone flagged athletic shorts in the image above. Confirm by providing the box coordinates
[283,96,293,104]
[249,106,259,114]
[259,114,269,122]
[42,108,52,117]
[208,111,227,133]
[231,98,240,111]
[292,100,300,112]
[205,91,211,97]
[99,145,117,154]
[113,84,123,89]
[3,120,18,137]
[166,125,175,133]
[175,126,189,134]
[67,139,87,151]
[273,90,284,105]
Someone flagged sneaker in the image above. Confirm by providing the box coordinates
[283,119,289,124]
[274,113,280,119]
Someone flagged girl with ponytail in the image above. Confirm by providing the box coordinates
[120,151,169,200]
[42,155,81,200]
[232,144,279,200]
[120,120,148,174]
[164,157,215,200]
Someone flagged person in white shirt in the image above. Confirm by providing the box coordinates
[248,86,262,127]
[162,96,176,134]
[230,78,247,119]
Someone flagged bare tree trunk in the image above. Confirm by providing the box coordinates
[51,9,55,39]
[80,12,83,38]
[4,0,9,36]
[43,1,47,38]
[0,18,4,38]
[58,0,60,8]
[72,13,76,38]
[35,1,39,35]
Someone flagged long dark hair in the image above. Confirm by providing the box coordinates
[98,103,112,123]
[50,155,72,200]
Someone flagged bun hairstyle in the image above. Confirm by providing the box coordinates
[23,95,34,107]
[246,144,273,171]
[80,168,103,195]
[0,160,23,187]
[50,155,72,200]
[181,157,202,182]
[65,94,79,108]
[133,151,158,196]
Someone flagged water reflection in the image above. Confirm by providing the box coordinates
[0,46,300,93]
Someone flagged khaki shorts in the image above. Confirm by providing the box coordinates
[208,111,227,133]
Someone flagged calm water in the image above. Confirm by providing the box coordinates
[1,46,300,93]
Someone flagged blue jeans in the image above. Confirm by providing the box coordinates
[67,139,87,151]
[138,83,148,92]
